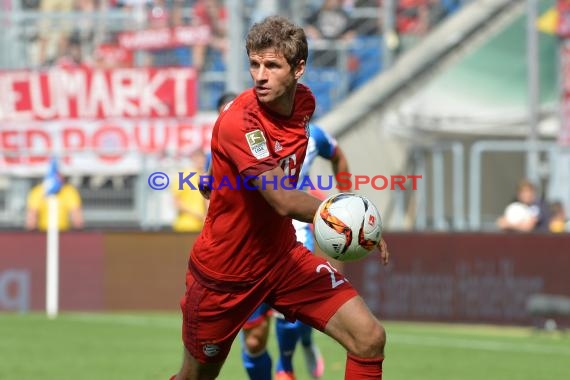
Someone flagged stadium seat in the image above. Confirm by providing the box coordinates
[349,36,383,91]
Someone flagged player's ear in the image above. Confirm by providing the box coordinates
[293,59,305,80]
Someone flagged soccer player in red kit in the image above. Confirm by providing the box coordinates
[170,16,389,380]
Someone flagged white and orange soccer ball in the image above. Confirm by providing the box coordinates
[313,193,383,262]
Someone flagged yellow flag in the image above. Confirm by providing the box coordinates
[537,7,558,35]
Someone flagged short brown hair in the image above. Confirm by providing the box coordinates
[517,179,536,193]
[246,16,308,69]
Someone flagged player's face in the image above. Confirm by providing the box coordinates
[518,186,536,205]
[249,49,305,115]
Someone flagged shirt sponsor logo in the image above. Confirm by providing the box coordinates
[245,130,270,159]
[203,343,221,357]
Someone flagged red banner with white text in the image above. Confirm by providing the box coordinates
[0,67,197,120]
[0,116,217,175]
[0,67,218,175]
[118,25,211,51]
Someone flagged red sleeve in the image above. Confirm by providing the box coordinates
[218,110,278,177]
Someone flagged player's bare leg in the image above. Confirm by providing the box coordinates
[242,316,272,379]
[324,296,386,379]
[243,316,271,355]
[172,347,224,380]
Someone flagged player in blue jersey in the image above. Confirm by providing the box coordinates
[240,122,349,380]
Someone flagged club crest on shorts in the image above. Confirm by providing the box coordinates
[202,343,221,357]
[245,129,270,159]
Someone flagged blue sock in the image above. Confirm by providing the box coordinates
[275,318,301,373]
[299,322,313,347]
[242,348,272,380]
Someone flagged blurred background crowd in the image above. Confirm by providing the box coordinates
[0,0,467,110]
[1,0,567,234]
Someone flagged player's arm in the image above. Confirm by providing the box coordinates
[252,166,321,223]
[327,138,389,265]
[497,215,537,232]
[378,238,389,265]
[25,187,40,230]
[330,145,349,177]
[68,187,84,229]
[199,152,213,200]
[314,125,350,189]
[70,208,84,229]
[25,208,38,230]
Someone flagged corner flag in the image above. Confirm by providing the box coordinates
[44,157,63,196]
[45,157,62,319]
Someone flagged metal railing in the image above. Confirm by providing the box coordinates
[386,141,466,231]
[384,138,567,232]
[468,140,560,230]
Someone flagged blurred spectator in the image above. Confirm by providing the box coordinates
[305,0,356,41]
[246,0,278,26]
[396,0,432,36]
[149,0,171,28]
[438,0,463,17]
[93,40,133,68]
[145,0,177,66]
[305,0,357,68]
[22,0,41,9]
[113,0,151,33]
[548,201,569,233]
[171,150,208,232]
[73,0,101,58]
[216,91,237,113]
[55,32,88,68]
[191,0,227,72]
[25,167,84,232]
[496,179,549,232]
[113,0,150,7]
[392,0,437,57]
[37,0,75,65]
[351,0,381,36]
[427,0,466,25]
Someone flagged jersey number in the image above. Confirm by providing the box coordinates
[316,262,345,289]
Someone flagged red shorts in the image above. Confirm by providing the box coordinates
[180,244,358,363]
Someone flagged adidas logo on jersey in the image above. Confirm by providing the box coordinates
[274,141,283,152]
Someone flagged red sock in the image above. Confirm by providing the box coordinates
[169,376,176,380]
[345,353,383,379]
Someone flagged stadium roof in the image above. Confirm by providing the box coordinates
[385,0,559,139]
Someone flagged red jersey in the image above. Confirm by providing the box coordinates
[189,84,316,288]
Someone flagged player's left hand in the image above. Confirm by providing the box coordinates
[378,238,389,266]
[198,181,212,200]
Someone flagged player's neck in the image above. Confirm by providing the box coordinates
[261,87,297,118]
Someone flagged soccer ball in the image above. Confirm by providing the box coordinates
[313,193,383,262]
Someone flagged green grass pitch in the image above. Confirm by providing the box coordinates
[0,313,568,379]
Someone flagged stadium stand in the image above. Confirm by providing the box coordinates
[0,0,513,230]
